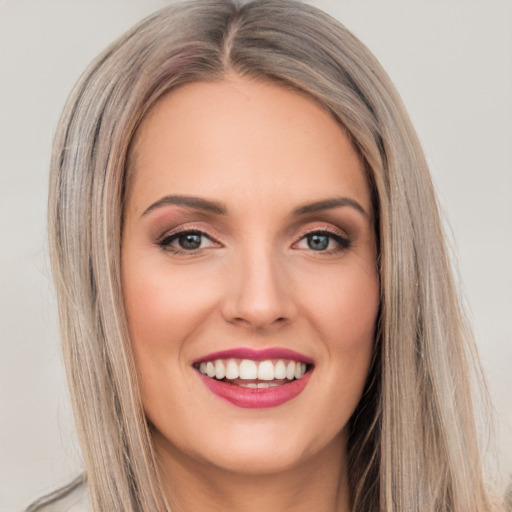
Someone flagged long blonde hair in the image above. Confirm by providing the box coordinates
[47,0,495,510]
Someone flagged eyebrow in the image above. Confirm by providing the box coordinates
[293,197,368,217]
[142,194,367,218]
[142,195,227,216]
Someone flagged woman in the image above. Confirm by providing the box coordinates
[28,0,501,510]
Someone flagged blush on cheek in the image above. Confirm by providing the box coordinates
[317,275,379,344]
[125,269,221,351]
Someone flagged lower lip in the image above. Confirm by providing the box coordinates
[197,372,312,409]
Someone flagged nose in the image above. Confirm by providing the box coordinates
[221,247,296,331]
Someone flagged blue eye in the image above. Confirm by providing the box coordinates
[296,230,350,252]
[158,230,216,253]
[307,234,330,251]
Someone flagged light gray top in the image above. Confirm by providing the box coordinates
[26,477,90,512]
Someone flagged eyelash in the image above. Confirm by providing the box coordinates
[293,228,351,253]
[157,229,219,255]
[156,227,351,255]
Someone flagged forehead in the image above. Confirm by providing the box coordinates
[127,77,371,216]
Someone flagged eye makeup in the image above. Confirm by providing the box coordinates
[294,228,351,253]
[157,228,221,255]
[144,198,365,260]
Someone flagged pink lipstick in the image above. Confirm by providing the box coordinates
[193,347,314,409]
[197,372,312,408]
[192,347,315,365]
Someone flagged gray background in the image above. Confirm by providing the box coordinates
[1,1,511,510]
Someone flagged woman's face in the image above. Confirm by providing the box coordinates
[122,78,380,476]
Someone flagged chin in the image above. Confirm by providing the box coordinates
[155,416,345,478]
[206,439,310,476]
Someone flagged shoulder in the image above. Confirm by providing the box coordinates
[26,475,90,512]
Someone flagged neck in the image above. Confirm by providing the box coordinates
[154,431,351,512]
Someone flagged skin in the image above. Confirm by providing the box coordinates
[122,77,380,512]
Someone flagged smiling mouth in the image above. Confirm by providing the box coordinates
[193,358,313,388]
[193,348,315,408]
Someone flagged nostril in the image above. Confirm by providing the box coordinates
[229,315,288,328]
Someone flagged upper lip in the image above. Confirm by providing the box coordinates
[192,347,315,365]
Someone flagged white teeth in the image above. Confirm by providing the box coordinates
[206,361,216,378]
[215,360,226,379]
[274,360,286,379]
[257,360,274,380]
[225,359,239,379]
[197,357,310,381]
[286,361,295,380]
[239,359,258,379]
[238,381,281,388]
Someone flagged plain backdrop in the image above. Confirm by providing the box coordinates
[0,1,511,510]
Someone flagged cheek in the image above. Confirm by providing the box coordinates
[286,261,379,447]
[331,275,379,347]
[122,262,217,456]
[298,259,379,408]
[124,259,211,337]
[299,261,379,350]
[122,259,223,411]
